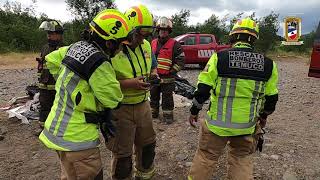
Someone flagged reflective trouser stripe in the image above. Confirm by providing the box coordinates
[135,167,155,179]
[207,114,256,129]
[43,128,100,151]
[172,64,181,71]
[161,78,175,83]
[38,83,55,90]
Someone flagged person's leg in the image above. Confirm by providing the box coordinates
[188,120,227,180]
[57,148,102,180]
[150,85,161,119]
[161,82,175,124]
[227,125,262,180]
[39,89,55,122]
[35,89,56,135]
[106,105,136,180]
[134,101,157,179]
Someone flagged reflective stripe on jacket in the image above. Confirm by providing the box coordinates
[198,43,278,136]
[111,39,152,104]
[151,38,175,75]
[39,41,123,151]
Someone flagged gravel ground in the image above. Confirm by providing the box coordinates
[1,57,320,180]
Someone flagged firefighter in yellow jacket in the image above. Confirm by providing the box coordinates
[39,9,132,180]
[187,18,279,180]
[106,5,157,180]
[150,16,185,124]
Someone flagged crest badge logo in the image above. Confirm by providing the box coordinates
[282,17,303,45]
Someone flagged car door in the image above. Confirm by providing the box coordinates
[197,35,216,63]
[181,35,197,64]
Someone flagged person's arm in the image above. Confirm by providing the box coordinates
[119,77,150,90]
[151,53,158,70]
[260,61,279,118]
[89,61,123,109]
[170,41,185,74]
[190,53,218,115]
[189,53,218,127]
[45,46,69,79]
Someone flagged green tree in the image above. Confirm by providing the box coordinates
[196,14,228,43]
[0,0,45,52]
[65,0,116,22]
[64,0,117,44]
[254,12,280,54]
[170,9,191,37]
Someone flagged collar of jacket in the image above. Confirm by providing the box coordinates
[232,41,253,49]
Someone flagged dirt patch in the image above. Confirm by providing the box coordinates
[1,56,320,179]
[0,53,38,70]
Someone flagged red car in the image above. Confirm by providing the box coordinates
[308,22,320,78]
[175,32,231,68]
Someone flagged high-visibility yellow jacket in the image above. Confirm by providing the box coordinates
[111,39,152,104]
[191,42,279,136]
[39,41,123,151]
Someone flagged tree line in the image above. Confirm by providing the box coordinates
[0,0,316,54]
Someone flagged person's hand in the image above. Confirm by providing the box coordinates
[132,76,150,90]
[189,114,198,128]
[258,117,267,128]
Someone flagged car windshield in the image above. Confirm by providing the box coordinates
[174,35,187,42]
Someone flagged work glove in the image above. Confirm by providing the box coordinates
[258,116,267,128]
[256,128,266,152]
[99,110,116,142]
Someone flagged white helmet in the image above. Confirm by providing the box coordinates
[39,20,64,33]
[156,17,173,31]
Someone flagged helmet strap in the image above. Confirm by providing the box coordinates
[230,33,256,46]
[48,39,61,47]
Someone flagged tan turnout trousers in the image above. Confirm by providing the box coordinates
[57,147,102,180]
[106,101,156,179]
[188,120,262,180]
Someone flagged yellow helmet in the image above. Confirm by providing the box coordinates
[229,18,259,39]
[124,4,154,33]
[89,9,132,42]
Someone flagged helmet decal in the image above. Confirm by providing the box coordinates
[132,6,143,24]
[100,14,129,31]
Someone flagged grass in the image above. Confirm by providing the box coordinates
[0,52,38,70]
[266,48,312,62]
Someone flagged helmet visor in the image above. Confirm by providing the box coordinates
[136,26,155,36]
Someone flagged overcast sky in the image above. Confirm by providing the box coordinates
[2,0,320,35]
